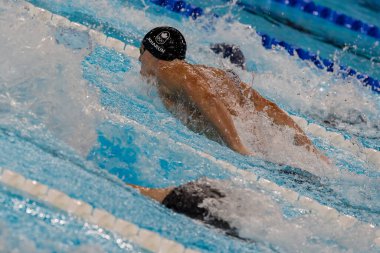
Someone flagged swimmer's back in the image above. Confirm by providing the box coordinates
[157,61,252,116]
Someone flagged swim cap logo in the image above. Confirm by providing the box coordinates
[147,38,165,53]
[155,31,170,44]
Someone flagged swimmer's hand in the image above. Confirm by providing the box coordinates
[232,143,255,156]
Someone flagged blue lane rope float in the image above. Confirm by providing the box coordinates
[150,0,203,19]
[260,33,380,93]
[238,0,380,39]
[268,0,380,40]
[147,0,380,94]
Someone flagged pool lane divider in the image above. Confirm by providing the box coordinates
[290,116,380,168]
[148,0,380,94]
[0,168,199,253]
[1,151,380,249]
[23,2,380,168]
[262,0,380,40]
[22,1,380,240]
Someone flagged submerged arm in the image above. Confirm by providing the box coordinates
[241,83,330,162]
[240,82,313,146]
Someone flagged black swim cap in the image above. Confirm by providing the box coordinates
[142,26,186,61]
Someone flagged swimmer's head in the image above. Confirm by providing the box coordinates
[139,26,186,76]
[140,26,186,61]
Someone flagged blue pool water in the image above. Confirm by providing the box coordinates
[0,0,379,252]
[187,0,380,81]
[312,0,380,27]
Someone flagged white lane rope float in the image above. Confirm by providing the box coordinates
[7,1,379,248]
[0,168,199,253]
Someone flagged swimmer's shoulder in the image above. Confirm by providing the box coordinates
[161,61,224,78]
[157,61,201,93]
[160,61,207,82]
[159,60,192,76]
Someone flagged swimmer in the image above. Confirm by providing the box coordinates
[128,178,241,238]
[127,166,331,239]
[139,26,328,162]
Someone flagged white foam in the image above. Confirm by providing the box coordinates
[105,37,126,52]
[234,109,333,176]
[1,1,101,156]
[197,179,379,252]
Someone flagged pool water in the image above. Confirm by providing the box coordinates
[188,0,380,80]
[0,0,379,252]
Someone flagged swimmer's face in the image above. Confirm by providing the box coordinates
[139,44,157,77]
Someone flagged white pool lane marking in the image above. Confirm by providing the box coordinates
[0,168,199,253]
[23,2,380,170]
[18,2,380,247]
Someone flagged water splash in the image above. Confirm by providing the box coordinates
[0,3,103,155]
[199,178,379,253]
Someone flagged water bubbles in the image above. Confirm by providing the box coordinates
[0,6,102,156]
[51,218,60,224]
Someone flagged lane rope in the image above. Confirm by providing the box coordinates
[255,0,380,40]
[0,168,199,253]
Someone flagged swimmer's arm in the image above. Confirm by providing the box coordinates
[182,79,251,155]
[261,97,312,147]
[240,82,312,146]
[157,65,250,155]
[257,96,330,163]
[127,183,174,203]
[242,83,330,162]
